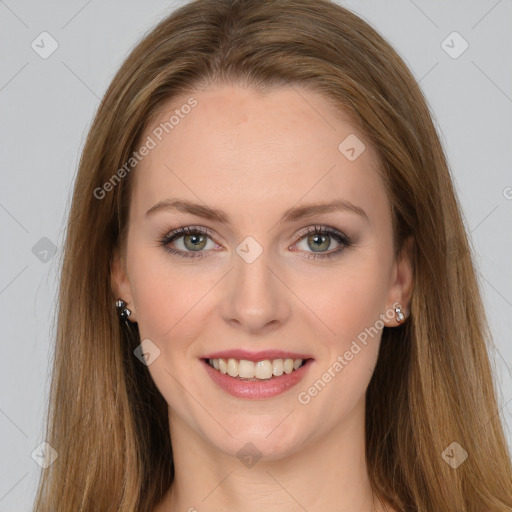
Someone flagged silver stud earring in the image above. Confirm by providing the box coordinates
[115,299,132,322]
[395,305,405,324]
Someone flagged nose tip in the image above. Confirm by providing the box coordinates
[222,247,291,334]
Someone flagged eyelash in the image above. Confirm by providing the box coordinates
[159,225,353,261]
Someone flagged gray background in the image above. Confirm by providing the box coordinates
[1,1,511,509]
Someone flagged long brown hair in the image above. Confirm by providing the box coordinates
[33,1,512,510]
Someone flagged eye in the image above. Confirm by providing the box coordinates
[160,226,219,259]
[160,225,353,260]
[291,225,352,260]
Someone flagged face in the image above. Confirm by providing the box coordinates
[112,82,413,460]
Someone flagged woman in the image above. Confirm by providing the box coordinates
[33,0,512,511]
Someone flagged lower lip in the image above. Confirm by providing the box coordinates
[202,359,314,400]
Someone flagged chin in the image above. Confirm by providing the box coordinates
[206,416,308,462]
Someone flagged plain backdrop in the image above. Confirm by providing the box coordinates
[0,0,511,509]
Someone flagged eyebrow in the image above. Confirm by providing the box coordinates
[145,198,369,224]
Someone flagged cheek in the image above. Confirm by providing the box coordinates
[294,266,390,414]
[127,246,199,340]
[127,247,226,361]
[303,256,392,347]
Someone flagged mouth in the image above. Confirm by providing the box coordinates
[201,352,315,400]
[204,357,309,381]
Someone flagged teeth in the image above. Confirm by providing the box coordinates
[227,358,238,377]
[218,358,227,374]
[238,359,254,378]
[272,359,284,376]
[255,360,273,379]
[208,358,305,380]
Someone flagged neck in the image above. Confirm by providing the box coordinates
[156,398,390,512]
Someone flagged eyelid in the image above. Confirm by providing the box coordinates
[161,224,350,246]
[291,224,351,244]
[160,224,352,260]
[161,225,220,243]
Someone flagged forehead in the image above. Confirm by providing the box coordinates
[130,83,389,228]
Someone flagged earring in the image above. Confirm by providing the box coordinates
[395,305,405,324]
[115,299,132,322]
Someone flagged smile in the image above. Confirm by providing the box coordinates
[206,357,305,380]
[201,354,314,400]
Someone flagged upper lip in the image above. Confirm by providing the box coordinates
[202,349,313,362]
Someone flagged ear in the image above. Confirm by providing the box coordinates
[111,247,137,322]
[384,235,414,327]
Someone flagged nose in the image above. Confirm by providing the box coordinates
[221,242,292,335]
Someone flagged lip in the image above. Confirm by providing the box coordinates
[201,349,313,362]
[202,357,315,400]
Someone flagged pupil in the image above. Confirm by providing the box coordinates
[185,233,205,251]
[309,233,329,252]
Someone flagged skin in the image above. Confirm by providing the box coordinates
[112,82,413,512]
